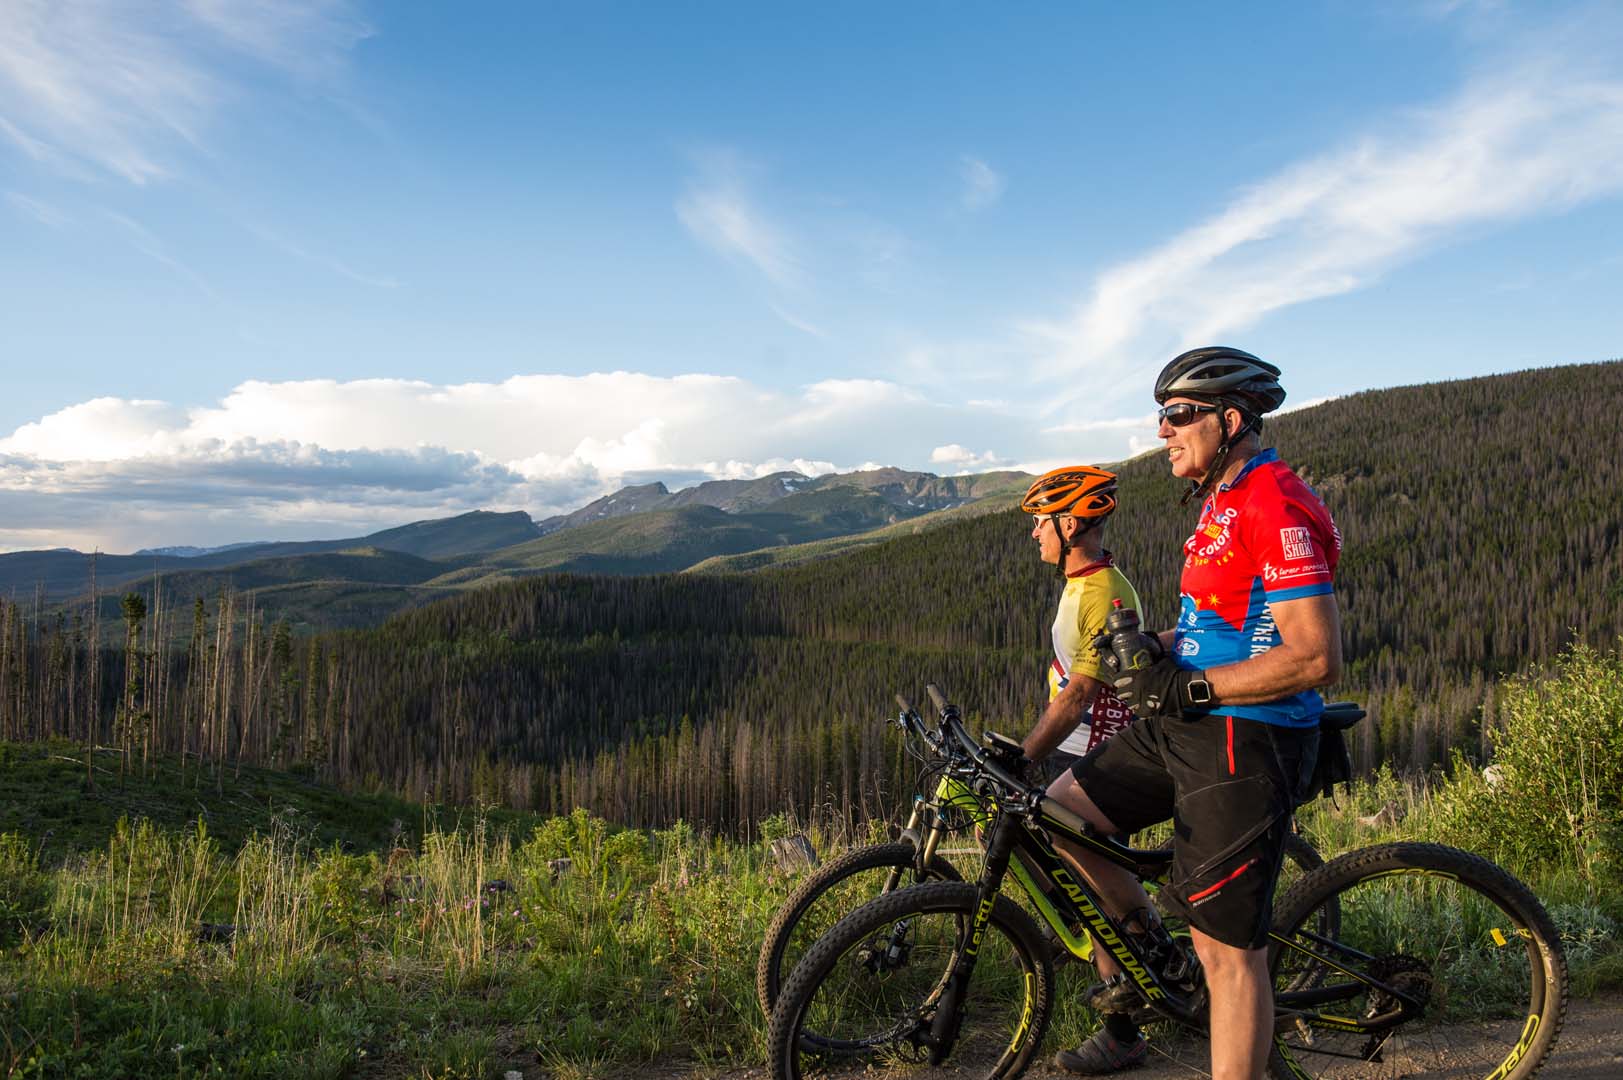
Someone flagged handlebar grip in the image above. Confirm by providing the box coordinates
[941,708,1031,797]
[896,693,915,713]
[925,684,949,714]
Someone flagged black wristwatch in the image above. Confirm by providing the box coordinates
[1184,673,1214,707]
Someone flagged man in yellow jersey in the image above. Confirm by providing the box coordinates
[1014,467,1156,1073]
[1017,466,1140,779]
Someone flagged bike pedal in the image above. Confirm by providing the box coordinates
[1084,975,1140,1014]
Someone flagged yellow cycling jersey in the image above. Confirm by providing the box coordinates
[1047,554,1142,757]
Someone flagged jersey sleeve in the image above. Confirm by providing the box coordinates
[1245,496,1336,603]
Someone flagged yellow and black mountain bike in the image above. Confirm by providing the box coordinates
[755,693,1327,1021]
[766,685,1567,1080]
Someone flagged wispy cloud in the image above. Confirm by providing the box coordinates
[5,190,72,227]
[246,222,400,288]
[676,154,803,288]
[101,210,216,298]
[1036,32,1623,388]
[959,155,1005,210]
[0,0,367,184]
[768,303,827,338]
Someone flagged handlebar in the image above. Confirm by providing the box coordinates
[923,683,1036,803]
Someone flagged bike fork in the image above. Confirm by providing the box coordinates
[889,797,931,891]
[926,812,1018,1063]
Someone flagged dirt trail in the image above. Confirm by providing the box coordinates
[577,993,1623,1080]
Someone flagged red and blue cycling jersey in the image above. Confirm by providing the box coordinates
[1173,448,1340,729]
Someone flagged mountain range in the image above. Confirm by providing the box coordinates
[2,359,1620,832]
[0,468,1032,635]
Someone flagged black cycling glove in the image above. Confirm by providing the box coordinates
[1113,654,1212,720]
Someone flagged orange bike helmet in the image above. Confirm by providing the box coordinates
[1019,465,1117,520]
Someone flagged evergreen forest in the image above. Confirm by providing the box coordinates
[2,360,1619,834]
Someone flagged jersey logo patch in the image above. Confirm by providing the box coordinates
[1280,526,1315,561]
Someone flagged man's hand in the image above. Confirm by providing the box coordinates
[1091,628,1164,681]
[1112,653,1210,720]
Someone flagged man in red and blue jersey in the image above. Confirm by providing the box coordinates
[1048,348,1341,1078]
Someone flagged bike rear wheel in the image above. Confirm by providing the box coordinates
[1267,842,1567,1080]
[757,841,962,1017]
[768,881,1052,1080]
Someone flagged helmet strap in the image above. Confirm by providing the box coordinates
[1181,405,1258,506]
[1055,516,1103,575]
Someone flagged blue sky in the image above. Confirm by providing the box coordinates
[2,1,1621,552]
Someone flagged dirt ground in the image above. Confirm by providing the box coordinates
[544,993,1623,1080]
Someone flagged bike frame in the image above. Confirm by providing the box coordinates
[908,697,1431,1063]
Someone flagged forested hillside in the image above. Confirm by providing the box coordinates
[2,471,1028,634]
[1,361,1618,834]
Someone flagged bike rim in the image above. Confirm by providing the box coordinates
[1270,867,1550,1079]
[788,905,1037,1078]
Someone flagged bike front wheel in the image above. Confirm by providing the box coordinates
[767,881,1052,1080]
[757,840,962,1018]
[1267,842,1567,1080]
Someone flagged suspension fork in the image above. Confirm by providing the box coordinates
[926,809,1019,1063]
[888,796,934,891]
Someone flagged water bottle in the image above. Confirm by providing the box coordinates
[1105,600,1155,673]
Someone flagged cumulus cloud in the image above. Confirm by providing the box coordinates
[930,444,1005,471]
[959,156,1006,210]
[1,373,1104,552]
[0,0,367,183]
[1032,27,1623,404]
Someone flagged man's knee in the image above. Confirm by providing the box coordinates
[1045,772,1125,835]
[1190,928,1268,979]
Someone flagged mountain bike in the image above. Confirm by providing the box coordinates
[766,685,1567,1080]
[755,695,1328,1020]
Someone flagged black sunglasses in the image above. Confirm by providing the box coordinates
[1157,402,1219,428]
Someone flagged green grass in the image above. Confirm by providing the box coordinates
[0,741,542,864]
[2,737,1620,1078]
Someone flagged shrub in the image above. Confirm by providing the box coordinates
[1429,641,1623,881]
[0,832,50,946]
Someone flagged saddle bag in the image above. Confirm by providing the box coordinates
[1305,701,1364,803]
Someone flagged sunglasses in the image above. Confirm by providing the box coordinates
[1157,402,1219,428]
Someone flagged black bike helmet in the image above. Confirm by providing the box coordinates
[1155,347,1287,505]
[1154,346,1286,416]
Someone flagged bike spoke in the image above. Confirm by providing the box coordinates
[1271,860,1555,1079]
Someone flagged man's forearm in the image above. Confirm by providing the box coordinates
[1205,642,1338,705]
[1022,678,1097,760]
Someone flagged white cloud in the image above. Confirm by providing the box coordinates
[0,0,367,183]
[1040,414,1158,436]
[245,222,400,288]
[768,303,826,338]
[4,190,70,227]
[676,154,803,288]
[930,444,1004,470]
[1,373,1094,551]
[959,156,1005,210]
[1034,35,1623,397]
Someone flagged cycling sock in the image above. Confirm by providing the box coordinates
[1103,1011,1140,1043]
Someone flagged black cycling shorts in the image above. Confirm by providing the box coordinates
[1072,712,1317,950]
